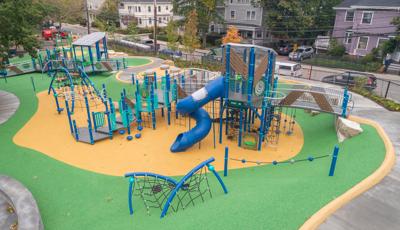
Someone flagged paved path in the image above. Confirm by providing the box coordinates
[0,90,20,125]
[118,57,165,82]
[281,76,400,230]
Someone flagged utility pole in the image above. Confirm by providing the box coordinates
[85,0,91,34]
[153,0,158,53]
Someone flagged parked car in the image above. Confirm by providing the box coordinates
[277,44,293,56]
[275,62,303,77]
[159,48,183,59]
[289,46,314,61]
[321,71,377,90]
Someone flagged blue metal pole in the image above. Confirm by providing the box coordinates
[224,147,228,177]
[238,109,243,147]
[106,97,113,139]
[92,112,98,132]
[73,120,79,140]
[329,146,340,176]
[80,46,85,62]
[95,41,101,61]
[84,95,94,144]
[247,47,255,105]
[150,83,156,129]
[207,164,228,194]
[65,100,74,134]
[128,177,134,215]
[166,71,171,125]
[341,88,349,118]
[88,46,95,72]
[30,76,36,92]
[103,37,108,59]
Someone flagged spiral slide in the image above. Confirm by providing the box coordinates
[170,77,224,152]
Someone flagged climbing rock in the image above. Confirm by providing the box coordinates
[336,117,363,142]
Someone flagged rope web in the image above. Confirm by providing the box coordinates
[170,167,212,213]
[132,176,176,215]
[131,167,212,216]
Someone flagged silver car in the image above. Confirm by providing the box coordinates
[289,46,314,61]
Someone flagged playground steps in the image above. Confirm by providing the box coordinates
[76,127,109,144]
[101,62,113,71]
[95,116,125,135]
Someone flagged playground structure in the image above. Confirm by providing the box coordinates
[1,32,127,77]
[125,157,228,218]
[44,42,351,152]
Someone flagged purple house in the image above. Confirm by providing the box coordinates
[332,0,400,57]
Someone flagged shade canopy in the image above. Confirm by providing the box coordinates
[72,32,106,47]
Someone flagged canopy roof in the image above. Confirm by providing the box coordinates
[72,32,106,46]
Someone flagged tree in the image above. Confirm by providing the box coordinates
[222,26,242,44]
[42,0,84,27]
[166,21,179,51]
[0,0,47,67]
[260,0,340,41]
[97,0,120,27]
[173,0,223,48]
[127,20,138,41]
[183,10,201,55]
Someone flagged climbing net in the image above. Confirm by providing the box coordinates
[130,167,212,216]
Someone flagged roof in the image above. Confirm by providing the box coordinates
[72,32,106,46]
[334,0,400,9]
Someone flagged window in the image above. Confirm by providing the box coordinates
[377,38,389,48]
[138,18,142,24]
[256,31,262,38]
[362,11,373,24]
[246,11,256,20]
[210,25,215,32]
[230,11,236,19]
[149,18,152,24]
[138,6,141,12]
[357,36,369,49]
[345,10,354,22]
[166,6,169,11]
[148,6,151,12]
[158,6,161,12]
[344,31,353,44]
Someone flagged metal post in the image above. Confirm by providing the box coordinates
[88,46,95,72]
[224,147,229,177]
[384,81,391,98]
[329,146,340,176]
[65,100,74,134]
[30,76,36,92]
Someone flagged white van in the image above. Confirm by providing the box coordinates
[275,62,303,77]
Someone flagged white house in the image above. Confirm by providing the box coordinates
[119,0,174,29]
[87,0,106,25]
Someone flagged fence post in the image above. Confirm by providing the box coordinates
[329,145,340,176]
[309,65,312,80]
[30,76,36,92]
[384,81,391,99]
[224,147,229,177]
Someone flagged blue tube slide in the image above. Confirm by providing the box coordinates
[170,77,224,152]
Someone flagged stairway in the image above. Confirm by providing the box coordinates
[387,62,400,75]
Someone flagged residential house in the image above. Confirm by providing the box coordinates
[211,0,268,45]
[118,0,173,29]
[332,0,400,57]
[87,0,106,25]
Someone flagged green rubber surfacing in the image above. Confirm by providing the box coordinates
[0,73,385,230]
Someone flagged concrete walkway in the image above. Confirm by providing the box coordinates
[118,57,165,82]
[0,90,20,125]
[282,76,400,230]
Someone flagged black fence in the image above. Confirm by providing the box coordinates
[299,66,400,103]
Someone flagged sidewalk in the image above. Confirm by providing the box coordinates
[281,76,400,230]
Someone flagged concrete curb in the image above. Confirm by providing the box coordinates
[0,175,43,230]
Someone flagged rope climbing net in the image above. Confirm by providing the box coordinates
[129,167,212,216]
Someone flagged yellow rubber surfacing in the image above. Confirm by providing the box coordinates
[13,91,304,176]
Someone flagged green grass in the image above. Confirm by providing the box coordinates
[0,72,386,229]
[124,57,151,67]
[303,55,382,72]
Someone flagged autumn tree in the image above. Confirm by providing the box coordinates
[222,26,242,44]
[166,21,179,51]
[183,10,201,55]
[173,0,223,48]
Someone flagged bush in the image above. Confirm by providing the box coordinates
[328,39,346,57]
[350,87,400,111]
[303,54,382,72]
[360,53,376,64]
